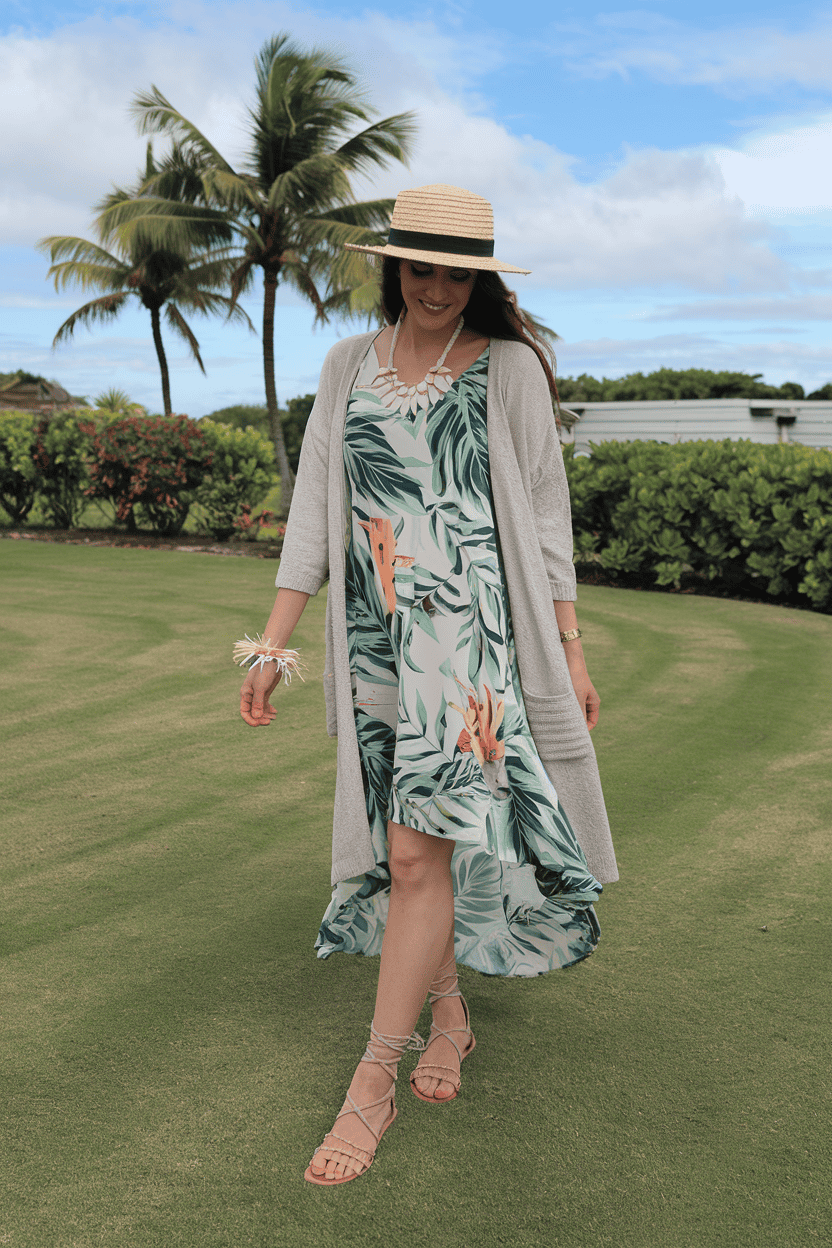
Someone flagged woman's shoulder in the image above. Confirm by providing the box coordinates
[490,336,544,374]
[322,329,381,372]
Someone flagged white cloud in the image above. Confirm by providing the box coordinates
[555,332,832,389]
[646,295,832,322]
[713,117,832,211]
[558,14,832,94]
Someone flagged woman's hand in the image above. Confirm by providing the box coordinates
[238,588,311,727]
[240,663,282,727]
[564,646,601,731]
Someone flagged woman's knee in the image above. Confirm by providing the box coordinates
[387,822,453,891]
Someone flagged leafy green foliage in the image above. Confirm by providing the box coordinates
[206,395,314,474]
[33,410,95,528]
[79,413,211,535]
[193,420,277,539]
[280,394,314,473]
[0,412,39,523]
[807,382,832,400]
[565,439,832,609]
[204,404,269,435]
[557,368,811,402]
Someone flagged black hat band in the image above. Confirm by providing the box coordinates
[387,227,495,258]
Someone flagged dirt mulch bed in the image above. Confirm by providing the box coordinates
[1,527,283,558]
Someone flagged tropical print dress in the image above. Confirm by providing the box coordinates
[315,343,602,976]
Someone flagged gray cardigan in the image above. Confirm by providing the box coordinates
[277,331,618,886]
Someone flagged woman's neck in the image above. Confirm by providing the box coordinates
[394,310,463,362]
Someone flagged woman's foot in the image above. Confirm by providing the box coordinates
[306,1060,396,1182]
[410,958,476,1103]
[305,1026,423,1185]
[411,992,470,1100]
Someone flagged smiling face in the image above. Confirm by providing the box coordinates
[398,260,477,334]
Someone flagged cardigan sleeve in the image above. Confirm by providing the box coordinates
[503,343,578,601]
[274,349,337,595]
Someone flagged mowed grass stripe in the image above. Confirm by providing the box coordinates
[1,542,830,1248]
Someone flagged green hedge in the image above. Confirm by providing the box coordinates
[192,420,277,540]
[0,412,40,523]
[565,440,832,610]
[0,410,276,538]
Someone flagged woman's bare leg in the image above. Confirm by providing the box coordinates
[308,821,456,1181]
[409,928,468,1101]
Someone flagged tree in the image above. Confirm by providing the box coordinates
[556,368,809,404]
[38,148,253,416]
[104,33,415,514]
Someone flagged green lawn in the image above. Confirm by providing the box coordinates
[1,542,830,1248]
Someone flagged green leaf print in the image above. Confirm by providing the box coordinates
[426,358,491,505]
[415,689,428,735]
[344,406,427,515]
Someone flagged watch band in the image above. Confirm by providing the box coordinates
[559,628,582,643]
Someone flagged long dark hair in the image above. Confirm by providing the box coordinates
[380,257,559,399]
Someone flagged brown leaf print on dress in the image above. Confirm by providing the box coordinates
[358,517,397,614]
[449,679,505,766]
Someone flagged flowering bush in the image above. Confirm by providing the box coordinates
[80,413,211,535]
[232,505,285,542]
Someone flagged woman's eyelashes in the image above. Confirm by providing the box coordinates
[410,264,472,284]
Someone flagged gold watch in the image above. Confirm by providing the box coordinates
[559,628,582,643]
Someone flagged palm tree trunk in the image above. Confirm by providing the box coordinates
[262,267,295,518]
[149,303,173,416]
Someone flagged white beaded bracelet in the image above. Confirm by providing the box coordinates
[232,634,305,682]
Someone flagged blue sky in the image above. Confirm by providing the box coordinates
[2,0,831,414]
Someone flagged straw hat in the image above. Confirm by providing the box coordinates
[344,183,531,275]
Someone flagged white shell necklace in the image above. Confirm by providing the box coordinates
[369,311,465,419]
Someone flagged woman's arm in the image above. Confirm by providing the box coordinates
[554,599,600,731]
[239,588,310,727]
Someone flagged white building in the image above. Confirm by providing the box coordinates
[561,399,832,455]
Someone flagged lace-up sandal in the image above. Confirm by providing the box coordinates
[304,1024,424,1186]
[410,958,476,1104]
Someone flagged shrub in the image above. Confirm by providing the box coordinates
[557,369,808,403]
[0,411,38,523]
[207,396,313,473]
[192,420,277,540]
[80,414,211,535]
[33,410,95,528]
[565,440,832,610]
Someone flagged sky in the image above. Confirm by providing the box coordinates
[2,0,832,415]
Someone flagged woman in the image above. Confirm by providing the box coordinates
[238,184,618,1185]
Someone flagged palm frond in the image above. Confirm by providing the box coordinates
[310,198,395,229]
[333,113,417,175]
[96,197,235,252]
[165,303,205,372]
[38,235,124,270]
[46,259,132,295]
[52,293,132,345]
[264,154,353,216]
[131,86,236,173]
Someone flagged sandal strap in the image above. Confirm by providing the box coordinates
[427,957,462,1006]
[425,1001,472,1063]
[359,1022,425,1082]
[410,1062,461,1092]
[323,1132,374,1164]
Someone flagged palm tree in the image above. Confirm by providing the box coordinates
[102,33,415,513]
[38,149,253,416]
